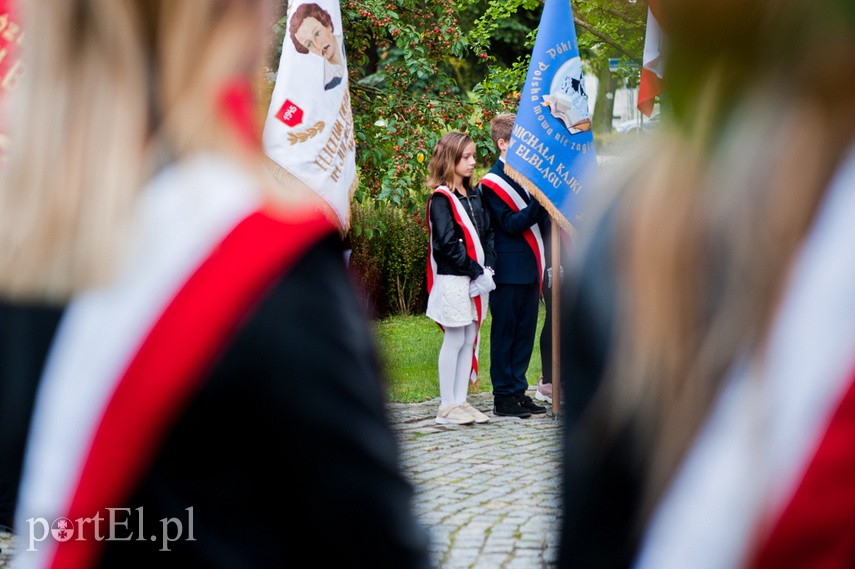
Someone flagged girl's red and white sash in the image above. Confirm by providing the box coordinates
[479,171,544,290]
[14,154,334,569]
[426,185,486,383]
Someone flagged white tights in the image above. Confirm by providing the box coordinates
[438,322,477,407]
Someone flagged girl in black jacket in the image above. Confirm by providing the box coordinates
[425,132,496,425]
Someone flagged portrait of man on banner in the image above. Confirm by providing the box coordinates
[288,2,346,91]
[263,0,357,232]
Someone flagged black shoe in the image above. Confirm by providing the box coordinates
[515,393,547,414]
[493,396,532,418]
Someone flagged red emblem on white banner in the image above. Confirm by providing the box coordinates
[275,99,304,127]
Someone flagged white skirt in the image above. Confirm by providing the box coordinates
[426,274,477,327]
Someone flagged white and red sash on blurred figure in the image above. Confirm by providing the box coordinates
[635,145,855,569]
[426,186,487,386]
[13,156,334,569]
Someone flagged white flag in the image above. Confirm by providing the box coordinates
[638,0,666,117]
[263,0,357,231]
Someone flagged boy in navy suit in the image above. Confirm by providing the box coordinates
[480,113,548,417]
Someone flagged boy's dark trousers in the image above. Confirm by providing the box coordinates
[489,280,540,397]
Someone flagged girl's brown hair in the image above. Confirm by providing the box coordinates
[427,131,475,191]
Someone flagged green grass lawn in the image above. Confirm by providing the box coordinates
[373,302,546,403]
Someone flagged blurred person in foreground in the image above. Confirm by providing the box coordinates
[0,1,431,567]
[557,0,855,567]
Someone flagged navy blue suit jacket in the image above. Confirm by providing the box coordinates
[480,159,548,285]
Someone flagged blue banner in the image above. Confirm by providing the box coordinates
[505,0,598,236]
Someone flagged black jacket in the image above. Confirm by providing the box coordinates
[428,187,496,278]
[0,235,432,568]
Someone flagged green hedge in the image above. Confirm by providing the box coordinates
[349,200,429,319]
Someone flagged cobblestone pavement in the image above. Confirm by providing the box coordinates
[387,387,563,569]
[0,389,563,569]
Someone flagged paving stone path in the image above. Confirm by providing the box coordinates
[387,388,563,568]
[0,389,563,569]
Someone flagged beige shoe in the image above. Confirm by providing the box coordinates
[459,401,490,423]
[435,403,476,425]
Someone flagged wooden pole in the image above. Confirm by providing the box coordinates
[551,223,561,415]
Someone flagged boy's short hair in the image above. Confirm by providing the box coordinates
[489,113,516,151]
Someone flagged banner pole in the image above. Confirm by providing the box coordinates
[551,221,561,415]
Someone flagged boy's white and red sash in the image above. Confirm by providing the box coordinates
[426,185,486,384]
[634,146,855,569]
[479,168,545,290]
[13,155,334,569]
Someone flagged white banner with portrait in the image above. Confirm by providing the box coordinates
[262,0,357,231]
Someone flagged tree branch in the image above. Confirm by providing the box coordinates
[574,14,642,65]
[575,0,637,25]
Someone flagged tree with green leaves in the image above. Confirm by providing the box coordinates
[269,0,647,213]
[572,0,648,133]
[266,0,647,316]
